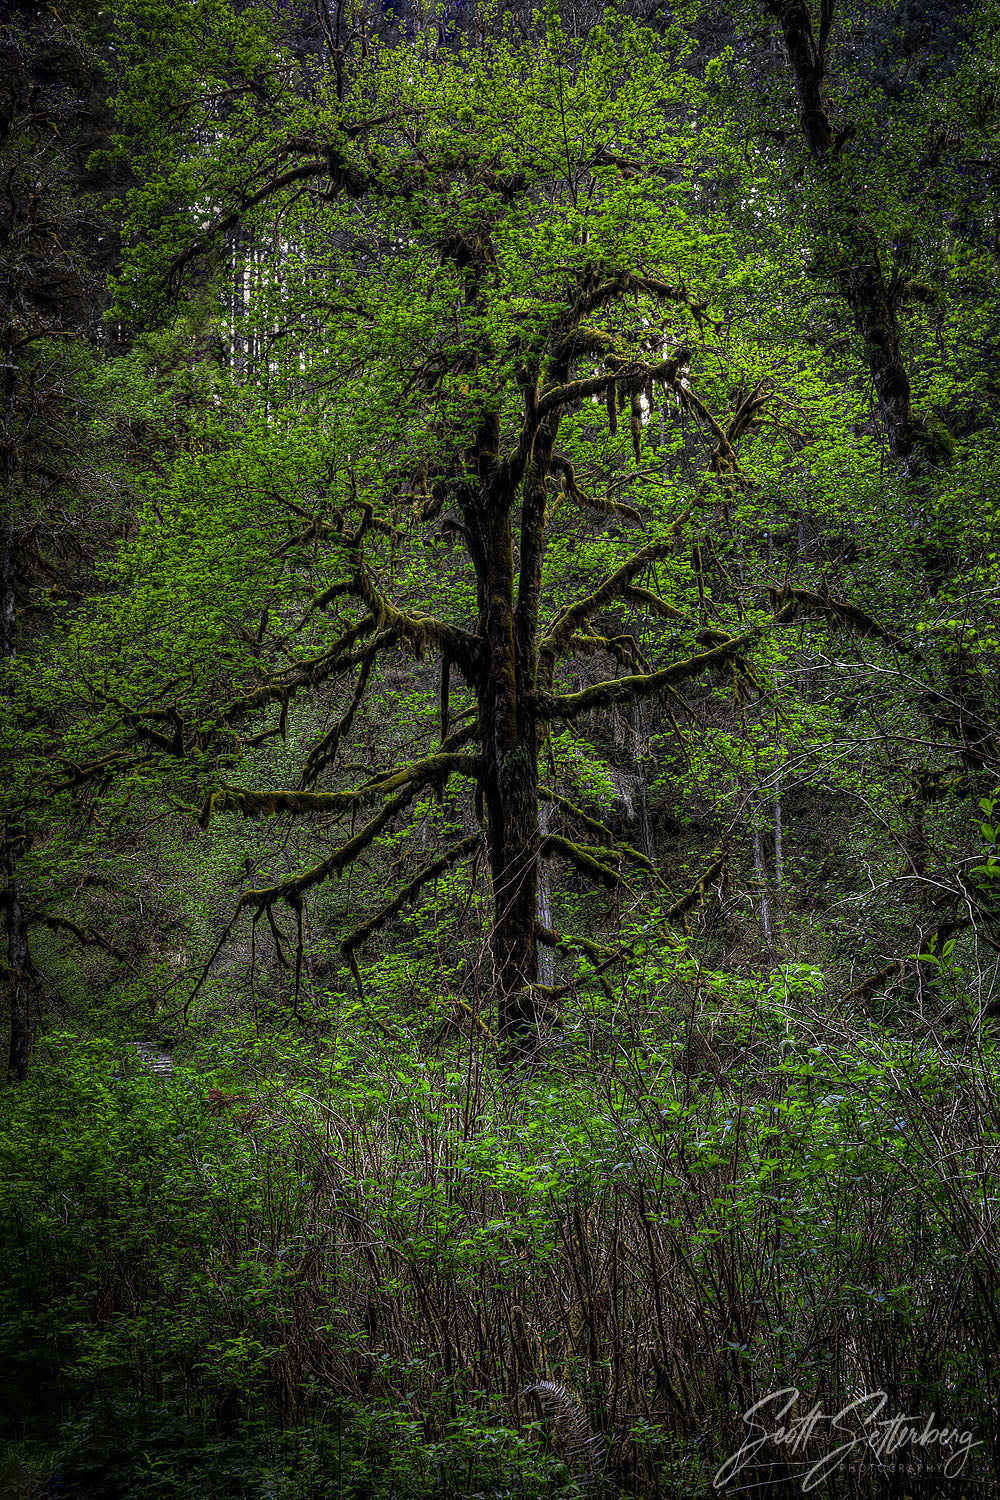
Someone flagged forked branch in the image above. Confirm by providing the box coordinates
[542,523,698,658]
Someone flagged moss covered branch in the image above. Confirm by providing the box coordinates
[541,834,621,887]
[531,345,690,431]
[535,922,608,963]
[547,453,641,524]
[235,784,424,912]
[538,632,753,720]
[541,525,697,659]
[29,914,128,961]
[341,834,481,968]
[540,853,725,1003]
[349,547,480,678]
[771,585,901,646]
[622,584,694,625]
[539,787,666,886]
[535,921,614,997]
[664,855,724,921]
[201,751,482,828]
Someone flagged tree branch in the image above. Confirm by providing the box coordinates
[533,345,690,431]
[539,854,725,1002]
[234,772,447,913]
[771,585,903,648]
[538,632,754,720]
[200,752,482,827]
[548,453,641,524]
[341,834,481,973]
[541,833,621,887]
[539,786,666,886]
[622,584,693,625]
[541,522,698,658]
[29,914,128,961]
[350,548,480,678]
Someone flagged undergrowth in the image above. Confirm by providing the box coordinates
[1,982,998,1497]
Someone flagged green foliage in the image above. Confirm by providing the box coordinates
[6,4,1000,1491]
[2,1009,997,1495]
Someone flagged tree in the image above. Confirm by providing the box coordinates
[72,4,823,1050]
[702,0,1000,995]
[741,0,996,471]
[1,2,126,1080]
[36,0,998,1055]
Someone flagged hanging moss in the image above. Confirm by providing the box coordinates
[542,833,620,887]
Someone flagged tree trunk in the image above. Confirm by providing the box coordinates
[536,803,554,989]
[631,698,655,863]
[4,844,31,1085]
[488,749,540,1045]
[750,797,779,968]
[842,243,919,467]
[767,0,921,468]
[475,492,541,1048]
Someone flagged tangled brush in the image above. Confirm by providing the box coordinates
[526,1379,604,1497]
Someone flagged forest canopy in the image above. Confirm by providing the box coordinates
[12,0,1000,1055]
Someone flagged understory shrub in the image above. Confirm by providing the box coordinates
[1,1003,997,1497]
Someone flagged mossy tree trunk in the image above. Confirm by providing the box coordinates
[3,844,31,1086]
[472,483,542,1043]
[764,0,923,467]
[466,402,559,1045]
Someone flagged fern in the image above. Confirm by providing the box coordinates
[526,1380,603,1497]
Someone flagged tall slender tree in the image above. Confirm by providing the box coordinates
[1,2,124,1079]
